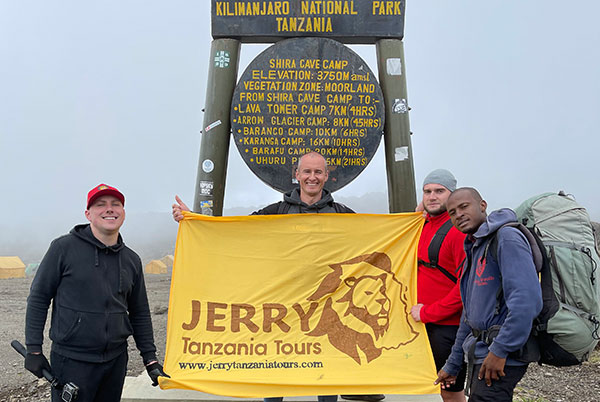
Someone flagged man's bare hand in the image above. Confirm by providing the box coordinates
[479,351,506,386]
[172,195,190,222]
[434,369,457,390]
[410,304,424,322]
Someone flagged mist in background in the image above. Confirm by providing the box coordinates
[2,1,599,264]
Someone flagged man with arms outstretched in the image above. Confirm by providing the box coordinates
[174,152,383,402]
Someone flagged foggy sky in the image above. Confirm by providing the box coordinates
[2,0,599,243]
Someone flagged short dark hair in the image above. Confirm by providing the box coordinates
[448,187,483,203]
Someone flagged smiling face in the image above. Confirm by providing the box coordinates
[85,195,125,238]
[296,152,329,201]
[422,183,451,216]
[446,188,487,234]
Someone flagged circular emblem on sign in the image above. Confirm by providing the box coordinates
[231,37,385,193]
[202,159,214,173]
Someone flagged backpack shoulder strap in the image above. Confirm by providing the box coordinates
[488,222,544,273]
[253,201,286,215]
[418,220,458,284]
[485,222,547,315]
[333,202,355,214]
[428,220,454,267]
[277,201,291,215]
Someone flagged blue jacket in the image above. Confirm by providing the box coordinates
[442,209,542,376]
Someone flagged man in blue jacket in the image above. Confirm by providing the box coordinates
[25,184,168,402]
[435,187,542,402]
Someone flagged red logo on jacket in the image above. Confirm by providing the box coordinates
[476,257,486,277]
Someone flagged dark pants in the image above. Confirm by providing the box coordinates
[265,397,337,402]
[468,363,528,402]
[50,351,128,402]
[426,323,467,392]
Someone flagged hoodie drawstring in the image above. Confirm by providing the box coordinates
[94,245,124,294]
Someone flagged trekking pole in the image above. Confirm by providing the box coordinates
[11,340,60,388]
[11,339,80,401]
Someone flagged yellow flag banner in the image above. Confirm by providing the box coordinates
[160,211,438,397]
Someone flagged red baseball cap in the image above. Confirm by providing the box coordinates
[87,184,125,209]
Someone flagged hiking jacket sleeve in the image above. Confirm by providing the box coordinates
[441,309,471,376]
[25,239,63,353]
[420,280,463,323]
[488,228,543,358]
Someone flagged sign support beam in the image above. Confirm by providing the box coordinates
[193,38,241,216]
[376,39,416,213]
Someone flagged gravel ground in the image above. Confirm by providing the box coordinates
[1,275,598,402]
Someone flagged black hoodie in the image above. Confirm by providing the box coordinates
[252,188,354,215]
[25,224,157,364]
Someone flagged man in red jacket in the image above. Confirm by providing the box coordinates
[410,169,467,402]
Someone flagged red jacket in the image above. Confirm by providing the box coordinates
[417,211,466,325]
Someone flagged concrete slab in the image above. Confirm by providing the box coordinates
[121,373,442,402]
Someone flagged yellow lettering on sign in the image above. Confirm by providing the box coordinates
[271,116,305,126]
[372,1,403,15]
[281,137,305,146]
[236,103,261,114]
[269,58,296,69]
[233,1,290,16]
[267,103,298,114]
[300,59,320,69]
[326,93,353,103]
[239,92,265,102]
[287,128,312,137]
[300,1,358,15]
[266,92,295,102]
[276,17,333,32]
[252,147,285,155]
[254,156,287,165]
[306,116,328,126]
[297,92,321,103]
[301,104,327,115]
[237,115,265,125]
[322,59,348,69]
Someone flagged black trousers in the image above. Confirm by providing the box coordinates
[426,323,467,392]
[468,363,528,402]
[50,351,128,402]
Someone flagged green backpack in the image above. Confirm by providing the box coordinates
[514,191,600,365]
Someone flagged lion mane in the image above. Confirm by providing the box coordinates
[306,252,418,364]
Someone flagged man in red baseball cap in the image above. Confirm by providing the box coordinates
[25,183,168,402]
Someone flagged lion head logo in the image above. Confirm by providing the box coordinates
[306,252,418,364]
